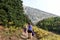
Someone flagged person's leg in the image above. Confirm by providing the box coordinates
[28,30,32,40]
[30,33,32,40]
[28,33,30,39]
[28,33,32,39]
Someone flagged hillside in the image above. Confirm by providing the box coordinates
[36,17,60,34]
[0,0,60,40]
[0,26,60,40]
[23,6,58,24]
[33,26,60,40]
[0,0,30,27]
[20,26,60,40]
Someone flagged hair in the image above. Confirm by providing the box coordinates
[28,22,31,25]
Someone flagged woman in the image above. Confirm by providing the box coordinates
[27,22,33,39]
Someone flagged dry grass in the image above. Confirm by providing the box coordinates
[0,26,22,40]
[33,26,60,40]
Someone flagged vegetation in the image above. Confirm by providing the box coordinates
[36,17,60,34]
[0,26,22,40]
[0,0,30,27]
[0,25,60,40]
[33,26,60,40]
[0,0,60,40]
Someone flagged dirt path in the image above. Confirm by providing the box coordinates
[0,30,38,40]
[20,32,38,40]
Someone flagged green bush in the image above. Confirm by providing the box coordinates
[0,0,31,27]
[36,17,60,34]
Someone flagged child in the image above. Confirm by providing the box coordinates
[23,24,27,33]
[23,24,28,38]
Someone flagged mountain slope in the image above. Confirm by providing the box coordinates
[33,26,60,40]
[24,6,57,24]
[0,25,60,40]
[0,0,30,27]
[19,26,60,40]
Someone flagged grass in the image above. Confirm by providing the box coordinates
[33,26,60,40]
[0,26,22,40]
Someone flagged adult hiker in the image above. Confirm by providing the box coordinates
[27,22,33,39]
[23,23,35,40]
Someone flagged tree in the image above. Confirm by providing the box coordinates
[36,17,60,34]
[0,0,31,27]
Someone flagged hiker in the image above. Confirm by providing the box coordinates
[23,24,27,33]
[23,24,28,37]
[27,22,33,39]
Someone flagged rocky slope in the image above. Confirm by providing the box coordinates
[23,6,57,24]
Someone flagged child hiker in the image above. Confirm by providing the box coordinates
[23,23,28,37]
[23,24,27,33]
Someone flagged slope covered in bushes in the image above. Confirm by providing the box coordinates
[36,17,60,34]
[0,0,30,27]
[33,26,60,40]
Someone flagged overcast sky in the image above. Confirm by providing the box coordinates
[22,0,60,16]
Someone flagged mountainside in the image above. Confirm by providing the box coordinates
[36,17,60,34]
[24,6,58,24]
[0,26,60,40]
[33,26,60,40]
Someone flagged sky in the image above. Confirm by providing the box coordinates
[22,0,60,16]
